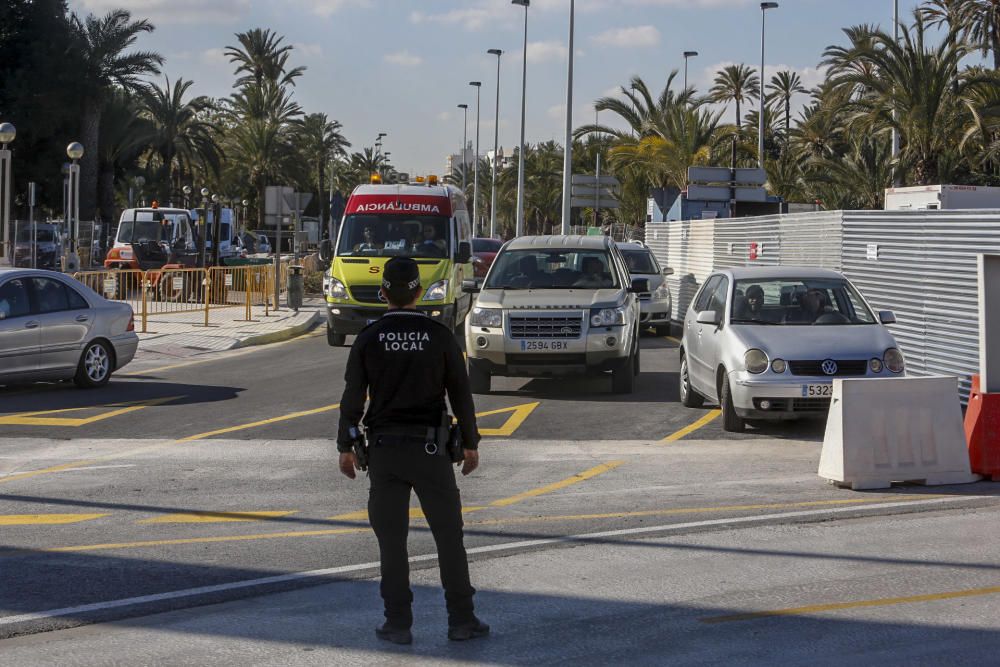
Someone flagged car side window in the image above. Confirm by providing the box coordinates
[693,276,721,312]
[66,284,90,310]
[0,278,31,320]
[707,277,730,315]
[31,277,70,314]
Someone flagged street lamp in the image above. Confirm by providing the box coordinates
[182,184,192,209]
[457,103,469,193]
[65,142,84,271]
[488,48,503,239]
[759,2,778,169]
[199,188,209,268]
[0,122,14,265]
[891,0,900,185]
[683,51,699,93]
[513,0,530,237]
[560,0,575,235]
[469,81,482,235]
[242,199,249,229]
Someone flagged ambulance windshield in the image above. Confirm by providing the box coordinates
[337,214,451,259]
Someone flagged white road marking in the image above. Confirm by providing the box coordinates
[0,495,976,628]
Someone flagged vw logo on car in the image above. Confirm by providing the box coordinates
[822,359,839,376]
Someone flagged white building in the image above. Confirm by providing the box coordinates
[445,142,476,177]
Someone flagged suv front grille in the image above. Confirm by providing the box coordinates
[788,360,868,376]
[350,285,384,304]
[507,353,586,366]
[509,313,583,339]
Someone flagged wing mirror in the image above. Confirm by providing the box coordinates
[319,239,333,263]
[661,267,674,276]
[461,279,480,294]
[630,278,650,293]
[456,241,471,264]
[696,310,721,326]
[879,310,896,325]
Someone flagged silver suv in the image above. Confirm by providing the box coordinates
[462,235,646,394]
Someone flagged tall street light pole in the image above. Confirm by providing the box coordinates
[513,0,530,238]
[0,122,14,266]
[683,51,698,94]
[759,3,778,170]
[470,81,482,235]
[458,103,469,193]
[488,49,503,239]
[66,142,84,272]
[560,0,575,235]
[891,0,900,186]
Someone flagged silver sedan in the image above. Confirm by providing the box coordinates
[679,267,904,432]
[0,268,138,388]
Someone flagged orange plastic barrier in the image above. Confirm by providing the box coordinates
[965,374,1000,481]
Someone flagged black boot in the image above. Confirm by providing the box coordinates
[375,622,413,645]
[448,617,490,641]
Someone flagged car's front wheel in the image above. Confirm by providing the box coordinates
[679,354,704,408]
[720,373,745,433]
[327,325,346,347]
[74,340,113,388]
[612,355,635,394]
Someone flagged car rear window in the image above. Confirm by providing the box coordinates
[0,278,31,318]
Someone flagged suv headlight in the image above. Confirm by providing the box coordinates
[884,347,905,374]
[653,282,670,299]
[470,307,502,328]
[326,277,347,300]
[423,279,449,301]
[745,348,769,374]
[590,307,626,327]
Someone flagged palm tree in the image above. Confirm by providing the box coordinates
[709,64,760,128]
[805,135,894,209]
[295,113,350,225]
[141,77,223,199]
[98,91,154,223]
[921,0,1000,69]
[225,28,305,88]
[350,148,385,183]
[71,9,163,221]
[766,70,809,136]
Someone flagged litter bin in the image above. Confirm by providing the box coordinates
[287,265,304,311]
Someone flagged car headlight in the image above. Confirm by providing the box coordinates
[119,248,133,260]
[590,307,626,327]
[423,279,449,301]
[771,358,786,374]
[884,347,904,373]
[326,277,347,300]
[653,282,670,299]
[470,307,502,328]
[745,348,769,374]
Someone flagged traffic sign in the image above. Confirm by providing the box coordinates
[687,166,767,185]
[571,174,620,186]
[687,185,768,203]
[571,198,620,209]
[282,192,313,213]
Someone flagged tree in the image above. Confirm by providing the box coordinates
[921,0,1000,69]
[294,113,350,225]
[766,70,809,136]
[709,64,760,128]
[225,28,305,89]
[71,8,163,221]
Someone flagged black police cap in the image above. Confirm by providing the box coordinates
[382,257,421,291]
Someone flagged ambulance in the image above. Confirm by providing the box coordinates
[321,177,475,346]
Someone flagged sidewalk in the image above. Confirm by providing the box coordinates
[136,297,323,357]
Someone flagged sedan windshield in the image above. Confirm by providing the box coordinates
[621,249,658,274]
[337,214,451,259]
[731,278,876,325]
[486,249,620,290]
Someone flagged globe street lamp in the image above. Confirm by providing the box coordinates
[242,199,249,230]
[182,185,192,210]
[513,0,530,237]
[199,188,209,268]
[469,81,482,235]
[65,142,84,271]
[487,49,503,239]
[683,51,699,94]
[0,122,14,265]
[457,103,469,193]
[759,2,779,169]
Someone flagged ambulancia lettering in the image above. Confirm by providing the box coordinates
[355,202,442,214]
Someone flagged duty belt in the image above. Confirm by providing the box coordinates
[370,425,445,455]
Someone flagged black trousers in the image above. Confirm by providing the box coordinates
[367,434,476,629]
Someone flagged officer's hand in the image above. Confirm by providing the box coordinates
[339,452,358,479]
[460,449,479,476]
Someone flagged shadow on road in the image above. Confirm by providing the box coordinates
[0,382,246,415]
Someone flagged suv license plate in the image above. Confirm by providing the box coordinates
[520,340,568,352]
[802,384,833,397]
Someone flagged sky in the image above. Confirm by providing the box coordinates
[67,0,928,176]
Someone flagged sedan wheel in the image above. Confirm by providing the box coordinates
[679,355,704,408]
[74,340,113,388]
[720,374,746,433]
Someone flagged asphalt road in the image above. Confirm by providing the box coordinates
[2,329,998,662]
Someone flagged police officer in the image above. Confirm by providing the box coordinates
[337,256,488,645]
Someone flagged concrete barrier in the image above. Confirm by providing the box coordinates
[818,376,980,490]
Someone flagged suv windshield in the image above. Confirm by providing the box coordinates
[486,249,620,290]
[117,212,190,244]
[337,214,451,259]
[621,249,658,274]
[730,278,876,325]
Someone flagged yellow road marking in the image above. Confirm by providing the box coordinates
[0,397,181,427]
[138,511,297,524]
[700,583,1000,624]
[660,410,721,443]
[489,460,626,508]
[44,527,371,553]
[664,335,681,345]
[477,402,540,437]
[176,404,341,442]
[0,514,108,526]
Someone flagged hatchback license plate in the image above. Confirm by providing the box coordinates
[802,384,833,397]
[520,340,568,352]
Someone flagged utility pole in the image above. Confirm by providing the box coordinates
[560,0,575,235]
[470,81,482,236]
[488,48,503,239]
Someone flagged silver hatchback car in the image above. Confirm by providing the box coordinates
[679,267,903,432]
[0,268,139,388]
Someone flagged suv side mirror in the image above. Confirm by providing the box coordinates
[456,241,471,264]
[319,239,333,263]
[879,310,896,325]
[630,278,650,293]
[461,279,480,294]
[662,267,674,276]
[696,310,720,326]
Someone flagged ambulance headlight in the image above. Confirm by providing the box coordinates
[423,280,449,301]
[470,307,502,328]
[326,277,347,300]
